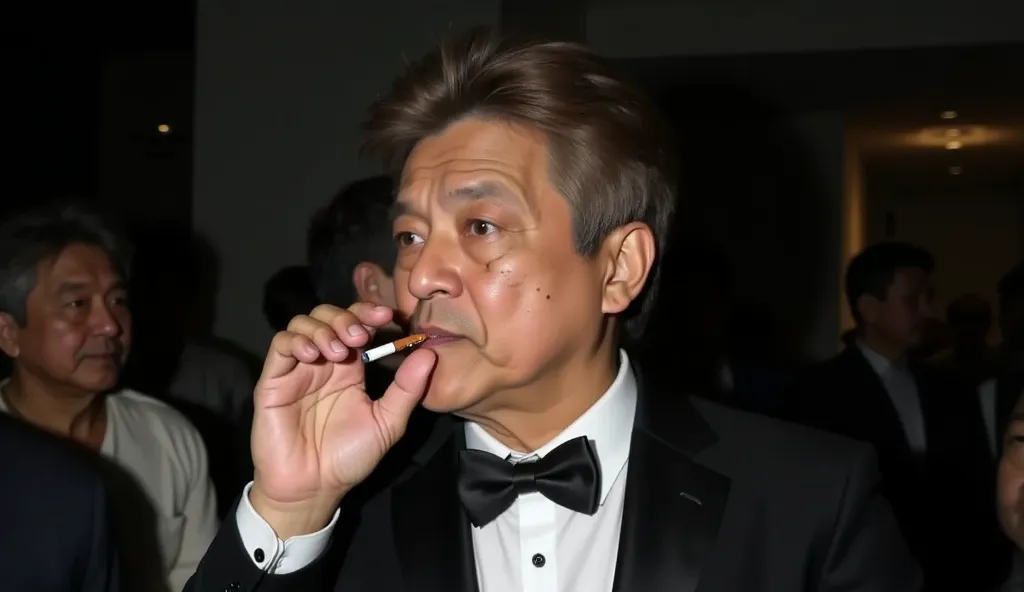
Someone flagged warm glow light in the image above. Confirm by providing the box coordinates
[901,125,1012,149]
[157,124,171,134]
[949,166,962,175]
[945,128,960,137]
[945,140,963,150]
[941,110,958,120]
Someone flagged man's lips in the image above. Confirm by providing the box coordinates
[416,327,466,347]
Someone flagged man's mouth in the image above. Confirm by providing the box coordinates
[417,327,465,348]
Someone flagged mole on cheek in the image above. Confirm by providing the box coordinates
[546,294,551,300]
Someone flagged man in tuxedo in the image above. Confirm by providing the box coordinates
[0,412,121,591]
[186,29,919,592]
[787,242,995,589]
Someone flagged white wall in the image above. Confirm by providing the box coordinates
[194,0,500,353]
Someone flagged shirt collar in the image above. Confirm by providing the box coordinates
[856,340,908,377]
[464,349,637,506]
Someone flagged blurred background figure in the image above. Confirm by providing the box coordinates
[931,293,997,388]
[0,200,217,592]
[0,413,121,592]
[786,241,995,589]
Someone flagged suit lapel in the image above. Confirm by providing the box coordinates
[391,420,480,592]
[841,348,916,462]
[612,373,731,592]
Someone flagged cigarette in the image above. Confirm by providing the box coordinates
[361,333,428,363]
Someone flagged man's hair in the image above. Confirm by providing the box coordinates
[362,28,679,340]
[307,175,397,308]
[844,241,935,326]
[0,200,131,327]
[262,266,319,333]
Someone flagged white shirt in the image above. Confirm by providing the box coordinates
[857,342,928,455]
[236,350,638,592]
[0,386,218,592]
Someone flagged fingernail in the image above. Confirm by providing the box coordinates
[373,305,390,311]
[347,325,367,336]
[305,344,319,357]
[330,340,345,352]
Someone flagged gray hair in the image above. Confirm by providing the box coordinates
[0,200,131,326]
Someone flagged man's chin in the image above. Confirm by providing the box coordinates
[419,374,478,415]
[71,367,122,394]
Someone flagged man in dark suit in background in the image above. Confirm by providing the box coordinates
[787,242,995,589]
[186,30,919,592]
[0,412,120,591]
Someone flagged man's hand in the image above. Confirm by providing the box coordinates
[249,303,436,538]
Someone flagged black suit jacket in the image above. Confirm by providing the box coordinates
[785,346,996,589]
[0,414,121,592]
[186,373,920,592]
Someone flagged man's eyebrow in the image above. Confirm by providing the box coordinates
[447,181,510,200]
[387,200,410,223]
[390,181,520,222]
[56,281,90,295]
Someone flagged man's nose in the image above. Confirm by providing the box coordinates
[407,235,464,301]
[90,302,124,337]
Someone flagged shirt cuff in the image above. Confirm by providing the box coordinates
[234,482,339,574]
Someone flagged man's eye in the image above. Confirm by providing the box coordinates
[467,220,497,236]
[395,232,424,247]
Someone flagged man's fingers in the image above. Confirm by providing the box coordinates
[309,303,394,349]
[374,349,437,444]
[286,315,351,362]
[260,331,318,381]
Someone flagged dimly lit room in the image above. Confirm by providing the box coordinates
[4,1,1024,591]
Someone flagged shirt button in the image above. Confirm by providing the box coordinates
[254,548,265,563]
[532,553,546,568]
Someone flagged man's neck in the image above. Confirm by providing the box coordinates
[462,343,620,453]
[858,330,907,363]
[3,368,106,447]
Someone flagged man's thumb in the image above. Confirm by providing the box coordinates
[375,348,437,440]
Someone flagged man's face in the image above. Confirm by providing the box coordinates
[391,118,642,414]
[998,402,1024,549]
[868,267,935,349]
[0,244,131,394]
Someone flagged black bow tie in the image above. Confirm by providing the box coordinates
[457,435,601,528]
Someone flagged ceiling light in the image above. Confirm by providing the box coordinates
[945,140,962,150]
[949,166,962,175]
[941,110,958,120]
[157,124,171,134]
[945,128,960,137]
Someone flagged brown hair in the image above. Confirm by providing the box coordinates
[363,27,679,341]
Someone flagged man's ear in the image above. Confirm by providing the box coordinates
[352,262,390,306]
[0,313,21,358]
[600,222,656,316]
